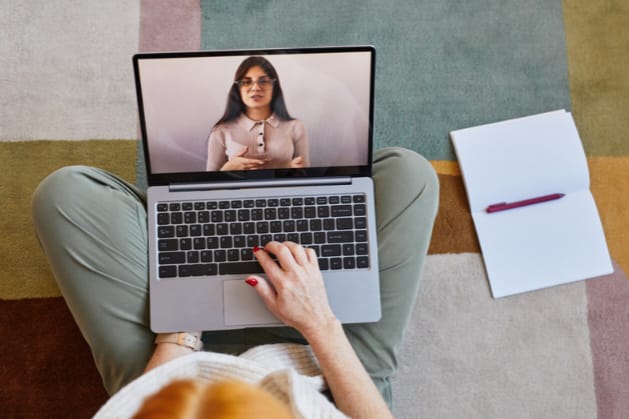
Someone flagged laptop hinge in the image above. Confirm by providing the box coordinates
[168,176,352,192]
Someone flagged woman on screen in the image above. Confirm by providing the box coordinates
[206,56,309,171]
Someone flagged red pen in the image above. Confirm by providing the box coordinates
[486,193,565,213]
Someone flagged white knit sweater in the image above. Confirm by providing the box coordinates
[93,343,348,419]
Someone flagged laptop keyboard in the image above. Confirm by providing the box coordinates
[155,194,370,279]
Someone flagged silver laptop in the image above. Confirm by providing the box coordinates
[133,46,381,332]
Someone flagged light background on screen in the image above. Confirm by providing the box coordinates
[138,52,372,173]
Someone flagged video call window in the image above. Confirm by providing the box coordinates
[136,50,373,177]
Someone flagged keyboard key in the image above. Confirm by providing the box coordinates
[190,263,218,276]
[176,225,188,237]
[283,220,295,232]
[214,250,227,262]
[187,251,199,264]
[238,209,250,221]
[224,210,236,222]
[321,245,342,257]
[159,252,185,264]
[234,236,246,248]
[296,220,309,232]
[331,205,352,217]
[184,212,196,223]
[220,236,233,248]
[355,230,368,242]
[354,204,366,216]
[355,217,367,229]
[159,265,177,278]
[330,258,343,269]
[219,262,264,275]
[336,218,353,230]
[256,222,269,234]
[247,235,259,247]
[356,243,368,255]
[171,212,183,224]
[216,223,229,235]
[206,237,219,249]
[203,224,215,236]
[327,231,353,243]
[158,226,175,238]
[157,213,169,225]
[211,211,223,222]
[357,257,369,268]
[158,239,178,251]
[240,248,254,260]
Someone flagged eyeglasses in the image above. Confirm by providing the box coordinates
[235,77,276,90]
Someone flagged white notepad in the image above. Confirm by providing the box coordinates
[451,110,613,298]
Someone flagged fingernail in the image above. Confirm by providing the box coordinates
[245,277,258,287]
[253,246,261,252]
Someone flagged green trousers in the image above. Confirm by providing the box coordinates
[32,147,438,407]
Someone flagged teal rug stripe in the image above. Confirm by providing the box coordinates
[200,0,571,161]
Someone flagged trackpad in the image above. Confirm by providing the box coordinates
[223,279,280,326]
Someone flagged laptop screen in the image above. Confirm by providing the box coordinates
[133,46,375,185]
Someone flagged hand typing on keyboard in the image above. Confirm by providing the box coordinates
[246,241,337,338]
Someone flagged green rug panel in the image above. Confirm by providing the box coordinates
[200,0,571,160]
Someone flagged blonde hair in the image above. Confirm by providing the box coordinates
[132,379,294,419]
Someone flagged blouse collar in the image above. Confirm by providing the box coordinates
[238,113,280,131]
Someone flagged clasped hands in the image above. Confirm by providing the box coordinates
[221,146,305,171]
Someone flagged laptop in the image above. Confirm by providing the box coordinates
[133,46,381,332]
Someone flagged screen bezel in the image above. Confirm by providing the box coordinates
[133,46,375,186]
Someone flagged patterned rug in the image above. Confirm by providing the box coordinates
[1,1,628,417]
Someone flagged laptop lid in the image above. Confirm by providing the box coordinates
[133,46,375,185]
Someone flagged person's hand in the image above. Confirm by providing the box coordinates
[221,147,266,171]
[289,156,305,168]
[246,241,337,338]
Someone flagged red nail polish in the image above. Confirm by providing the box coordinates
[253,246,261,252]
[245,278,258,287]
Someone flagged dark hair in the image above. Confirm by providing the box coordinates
[214,56,293,126]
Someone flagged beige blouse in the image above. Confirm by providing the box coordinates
[206,114,309,171]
